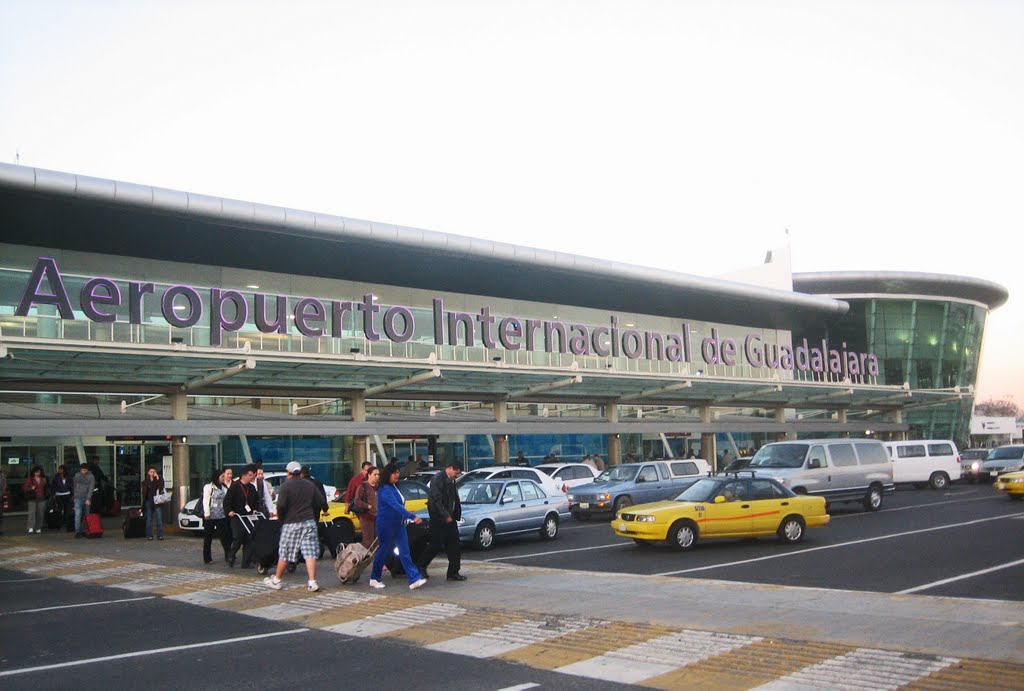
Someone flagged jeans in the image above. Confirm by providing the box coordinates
[74,498,89,533]
[144,502,164,538]
[370,520,422,584]
[26,500,45,532]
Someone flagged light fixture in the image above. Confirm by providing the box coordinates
[492,356,502,362]
[170,337,184,344]
[350,347,361,354]
[246,284,260,290]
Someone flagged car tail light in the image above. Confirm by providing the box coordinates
[333,489,341,501]
[561,483,569,493]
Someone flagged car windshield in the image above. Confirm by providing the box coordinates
[595,466,638,482]
[456,470,490,486]
[458,481,503,504]
[673,478,723,502]
[748,444,809,468]
[987,447,1024,461]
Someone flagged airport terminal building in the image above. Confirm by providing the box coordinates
[0,163,1008,513]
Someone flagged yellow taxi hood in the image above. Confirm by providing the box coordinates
[629,500,689,514]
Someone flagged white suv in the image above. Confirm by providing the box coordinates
[535,463,600,493]
[457,465,567,496]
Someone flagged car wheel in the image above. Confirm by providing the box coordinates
[777,515,805,544]
[539,514,559,541]
[613,496,633,512]
[863,485,883,512]
[929,472,949,490]
[472,521,495,550]
[668,520,698,551]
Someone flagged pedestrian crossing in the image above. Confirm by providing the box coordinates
[1,546,1015,689]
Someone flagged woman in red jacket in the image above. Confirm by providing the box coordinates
[23,466,48,534]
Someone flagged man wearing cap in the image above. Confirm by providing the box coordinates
[264,461,327,592]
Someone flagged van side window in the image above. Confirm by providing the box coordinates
[897,445,926,459]
[807,445,827,468]
[829,444,858,467]
[855,442,888,465]
[927,443,954,456]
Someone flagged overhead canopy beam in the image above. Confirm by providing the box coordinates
[619,380,692,402]
[793,387,854,406]
[713,384,783,406]
[901,393,965,412]
[865,391,913,406]
[507,375,582,401]
[363,368,441,397]
[181,358,255,392]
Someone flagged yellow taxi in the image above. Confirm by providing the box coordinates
[611,473,829,550]
[322,479,431,534]
[993,470,1024,501]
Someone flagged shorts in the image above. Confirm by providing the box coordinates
[279,520,319,562]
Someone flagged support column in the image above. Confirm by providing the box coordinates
[699,405,717,472]
[170,393,189,515]
[774,407,790,442]
[894,409,906,441]
[836,408,850,438]
[606,402,621,465]
[351,396,369,469]
[494,435,510,464]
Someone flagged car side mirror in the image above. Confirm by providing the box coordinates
[808,458,821,469]
[501,496,512,504]
[636,476,646,483]
[713,495,726,504]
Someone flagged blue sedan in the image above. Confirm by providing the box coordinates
[445,479,571,550]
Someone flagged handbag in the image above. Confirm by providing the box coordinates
[153,490,172,505]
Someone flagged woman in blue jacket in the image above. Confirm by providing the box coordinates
[368,463,426,590]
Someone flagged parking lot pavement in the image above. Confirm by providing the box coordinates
[2,522,1023,689]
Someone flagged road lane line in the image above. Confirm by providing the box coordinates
[482,542,630,562]
[655,511,1024,576]
[495,684,539,691]
[0,628,309,677]
[897,557,1024,594]
[0,577,48,583]
[1,596,155,616]
[831,493,1001,519]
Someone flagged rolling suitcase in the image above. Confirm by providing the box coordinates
[84,512,103,538]
[318,519,356,560]
[335,538,377,584]
[45,502,64,530]
[122,508,145,538]
[385,520,431,576]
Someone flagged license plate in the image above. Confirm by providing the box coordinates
[618,523,627,531]
[580,502,590,509]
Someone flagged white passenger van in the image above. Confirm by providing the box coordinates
[744,438,894,511]
[884,440,960,489]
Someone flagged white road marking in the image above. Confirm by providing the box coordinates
[482,542,630,562]
[61,563,163,582]
[4,550,71,564]
[324,602,465,637]
[556,629,760,684]
[831,493,1001,519]
[1,596,156,616]
[114,570,222,591]
[753,648,959,690]
[242,591,382,620]
[24,557,111,573]
[168,580,300,605]
[0,546,37,556]
[427,616,605,657]
[655,511,1024,576]
[0,577,48,583]
[898,557,1024,594]
[495,684,540,691]
[0,628,308,677]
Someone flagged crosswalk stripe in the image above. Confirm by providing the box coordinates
[114,570,223,592]
[60,563,163,582]
[556,629,761,684]
[5,550,71,564]
[753,648,960,690]
[168,581,301,605]
[24,557,112,573]
[0,546,38,556]
[427,616,606,658]
[324,602,466,637]
[242,591,383,620]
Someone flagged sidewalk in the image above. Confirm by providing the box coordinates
[3,515,1023,688]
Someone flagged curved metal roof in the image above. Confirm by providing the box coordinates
[0,162,847,329]
[793,271,1008,310]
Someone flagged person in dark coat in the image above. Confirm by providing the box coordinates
[23,466,48,534]
[352,466,380,549]
[224,464,258,568]
[140,466,166,540]
[418,461,466,581]
[51,464,74,531]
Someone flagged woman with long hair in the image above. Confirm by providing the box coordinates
[353,466,380,549]
[22,466,48,534]
[201,467,232,564]
[140,466,166,540]
[368,463,425,590]
[51,464,74,532]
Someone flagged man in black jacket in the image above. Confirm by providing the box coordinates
[419,461,465,581]
[224,464,258,568]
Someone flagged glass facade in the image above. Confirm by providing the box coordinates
[797,297,988,444]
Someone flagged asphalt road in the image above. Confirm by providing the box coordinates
[0,570,632,691]
[467,482,1024,601]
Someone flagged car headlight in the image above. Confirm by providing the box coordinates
[598,493,611,501]
[971,461,981,471]
[636,515,657,523]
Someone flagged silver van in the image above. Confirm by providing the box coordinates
[744,439,894,511]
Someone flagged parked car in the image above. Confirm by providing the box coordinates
[263,472,341,506]
[534,462,599,492]
[980,445,1024,481]
[744,439,893,512]
[612,474,830,550]
[885,440,960,489]
[323,479,429,536]
[993,470,1024,501]
[457,465,566,497]
[438,478,569,550]
[408,470,440,486]
[566,459,711,519]
[960,448,990,482]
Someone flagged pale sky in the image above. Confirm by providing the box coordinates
[1,1,1021,404]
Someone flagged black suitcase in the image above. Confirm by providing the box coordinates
[45,503,64,530]
[318,519,357,560]
[245,515,281,572]
[122,508,145,538]
[385,520,431,576]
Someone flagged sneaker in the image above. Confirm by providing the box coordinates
[307,581,319,592]
[409,578,427,590]
[28,528,33,534]
[263,576,282,590]
[35,529,42,534]
[368,579,386,589]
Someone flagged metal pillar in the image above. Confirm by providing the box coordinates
[699,405,717,472]
[170,393,189,515]
[606,402,621,465]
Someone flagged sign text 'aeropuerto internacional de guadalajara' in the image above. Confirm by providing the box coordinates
[15,257,880,379]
